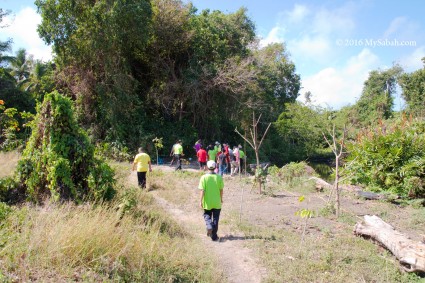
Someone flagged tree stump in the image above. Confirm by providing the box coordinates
[354,215,425,273]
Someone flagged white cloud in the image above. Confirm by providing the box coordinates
[400,46,425,71]
[285,4,310,24]
[260,3,357,64]
[382,16,420,41]
[1,7,52,61]
[259,26,285,47]
[383,17,407,38]
[300,48,380,109]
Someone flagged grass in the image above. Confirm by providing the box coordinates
[2,155,425,282]
[0,151,20,178]
[0,156,225,282]
[238,223,424,283]
[150,168,425,282]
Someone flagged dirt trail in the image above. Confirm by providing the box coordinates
[129,167,268,283]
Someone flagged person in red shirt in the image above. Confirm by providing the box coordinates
[197,145,208,171]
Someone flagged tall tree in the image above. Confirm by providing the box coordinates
[398,58,425,117]
[353,65,403,126]
[9,48,33,86]
[36,0,152,144]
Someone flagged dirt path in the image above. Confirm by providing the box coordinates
[129,167,268,283]
[129,164,425,282]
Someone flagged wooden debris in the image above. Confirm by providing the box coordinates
[309,176,332,192]
[354,215,425,273]
[356,191,388,200]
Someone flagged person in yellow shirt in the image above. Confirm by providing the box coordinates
[173,140,184,170]
[132,147,152,188]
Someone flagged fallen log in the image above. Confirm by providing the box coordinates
[309,176,332,191]
[356,191,388,200]
[354,215,425,273]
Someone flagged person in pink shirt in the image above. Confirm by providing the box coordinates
[197,145,208,171]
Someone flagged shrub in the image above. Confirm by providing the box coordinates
[269,161,316,185]
[16,91,115,203]
[346,117,425,199]
[95,141,132,162]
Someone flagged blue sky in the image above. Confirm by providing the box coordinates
[1,0,424,109]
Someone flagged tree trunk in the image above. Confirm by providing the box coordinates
[335,155,340,218]
[255,148,261,194]
[354,215,425,273]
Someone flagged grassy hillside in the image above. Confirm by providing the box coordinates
[0,156,224,282]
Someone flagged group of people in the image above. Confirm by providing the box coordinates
[132,138,243,242]
[194,139,246,176]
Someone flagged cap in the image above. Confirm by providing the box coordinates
[215,141,219,145]
[207,160,216,169]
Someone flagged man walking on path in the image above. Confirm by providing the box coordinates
[174,140,184,170]
[199,160,224,241]
[132,147,152,188]
[169,141,178,166]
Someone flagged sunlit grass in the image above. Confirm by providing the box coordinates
[0,151,20,178]
[0,159,224,282]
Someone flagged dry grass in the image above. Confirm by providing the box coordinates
[0,151,20,178]
[151,169,425,283]
[0,159,224,282]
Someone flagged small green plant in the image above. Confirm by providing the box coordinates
[0,202,12,222]
[152,137,164,165]
[295,195,315,249]
[319,203,336,217]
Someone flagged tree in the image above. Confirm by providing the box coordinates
[16,91,115,203]
[398,58,425,117]
[274,102,330,162]
[36,0,152,144]
[9,48,33,86]
[323,124,346,218]
[353,65,403,126]
[235,112,271,194]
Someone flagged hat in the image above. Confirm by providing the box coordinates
[215,141,220,145]
[207,160,216,169]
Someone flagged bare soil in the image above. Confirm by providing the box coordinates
[131,164,425,283]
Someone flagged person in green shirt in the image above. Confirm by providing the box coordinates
[207,144,217,162]
[198,160,224,241]
[238,145,246,174]
[173,140,184,170]
[132,147,152,188]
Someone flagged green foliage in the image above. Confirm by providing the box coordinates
[0,201,11,222]
[95,141,132,162]
[399,59,425,117]
[352,65,403,127]
[0,177,17,203]
[269,161,317,186]
[346,117,425,199]
[152,137,164,165]
[274,102,330,162]
[16,91,115,203]
[0,101,34,151]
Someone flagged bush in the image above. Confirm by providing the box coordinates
[0,201,12,222]
[95,141,132,162]
[346,117,425,199]
[269,161,317,185]
[16,91,116,203]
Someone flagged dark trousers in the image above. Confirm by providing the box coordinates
[137,171,147,188]
[175,154,182,170]
[203,208,221,240]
